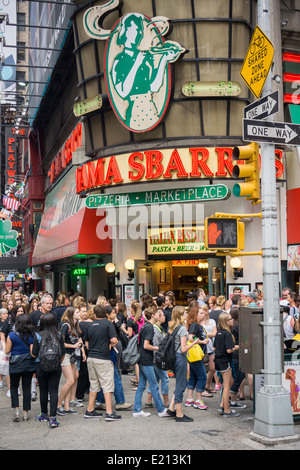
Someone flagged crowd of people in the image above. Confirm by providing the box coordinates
[0,284,298,427]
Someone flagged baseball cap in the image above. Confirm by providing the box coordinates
[280,299,290,307]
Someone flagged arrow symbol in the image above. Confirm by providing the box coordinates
[246,123,299,143]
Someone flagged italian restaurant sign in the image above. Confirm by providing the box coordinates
[76,147,284,194]
[83,2,185,132]
[147,226,210,255]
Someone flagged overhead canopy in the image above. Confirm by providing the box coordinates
[32,167,111,266]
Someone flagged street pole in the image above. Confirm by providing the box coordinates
[252,0,297,441]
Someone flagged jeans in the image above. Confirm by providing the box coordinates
[173,353,188,405]
[97,363,125,405]
[187,359,207,393]
[10,371,34,411]
[230,358,245,394]
[36,363,62,417]
[147,364,169,396]
[133,364,165,413]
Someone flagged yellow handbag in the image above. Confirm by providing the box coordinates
[187,341,204,362]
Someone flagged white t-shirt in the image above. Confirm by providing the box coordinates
[283,313,295,339]
[202,319,216,353]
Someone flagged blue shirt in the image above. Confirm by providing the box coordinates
[8,331,34,356]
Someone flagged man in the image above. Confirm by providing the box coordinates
[186,292,197,304]
[84,304,121,421]
[246,292,259,307]
[29,294,53,331]
[281,287,291,301]
[194,287,206,306]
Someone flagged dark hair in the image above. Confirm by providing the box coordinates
[144,306,157,320]
[231,294,241,305]
[108,298,117,308]
[14,314,34,341]
[230,306,240,324]
[156,296,165,307]
[11,305,26,323]
[38,313,60,345]
[94,304,107,319]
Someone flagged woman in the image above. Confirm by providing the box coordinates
[31,313,65,428]
[57,307,84,416]
[125,302,144,389]
[166,306,202,422]
[145,309,170,408]
[0,308,9,389]
[200,305,220,393]
[185,306,210,410]
[75,307,95,404]
[5,314,36,421]
[162,293,175,332]
[229,307,247,410]
[29,297,39,314]
[214,312,240,417]
[133,307,168,418]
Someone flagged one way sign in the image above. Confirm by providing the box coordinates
[243,118,300,146]
[244,90,279,120]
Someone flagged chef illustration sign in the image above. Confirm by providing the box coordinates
[83,0,185,133]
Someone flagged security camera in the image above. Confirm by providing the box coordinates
[281,19,288,28]
[272,74,281,83]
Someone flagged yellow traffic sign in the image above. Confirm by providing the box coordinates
[240,25,274,99]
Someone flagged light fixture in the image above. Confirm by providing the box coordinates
[197,276,202,282]
[125,258,134,281]
[104,262,120,280]
[230,257,243,280]
[105,262,116,273]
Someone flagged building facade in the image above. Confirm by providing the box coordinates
[16,0,300,305]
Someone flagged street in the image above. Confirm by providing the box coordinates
[0,372,299,453]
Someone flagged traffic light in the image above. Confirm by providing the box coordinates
[232,142,260,203]
[204,217,244,251]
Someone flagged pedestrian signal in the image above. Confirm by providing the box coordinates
[204,217,244,250]
[232,142,260,203]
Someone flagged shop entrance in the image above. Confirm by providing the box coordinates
[137,257,225,304]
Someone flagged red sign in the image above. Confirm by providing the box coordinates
[76,146,284,194]
[49,122,82,184]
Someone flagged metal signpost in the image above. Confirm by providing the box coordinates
[247,0,298,443]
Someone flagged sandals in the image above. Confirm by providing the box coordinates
[130,379,139,386]
[205,387,216,394]
[202,392,213,398]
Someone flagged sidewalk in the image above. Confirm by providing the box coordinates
[0,373,299,451]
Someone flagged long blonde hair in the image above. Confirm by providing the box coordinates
[217,312,235,342]
[169,306,185,334]
[130,302,142,323]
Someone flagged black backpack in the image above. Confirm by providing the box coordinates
[38,333,62,372]
[155,325,181,371]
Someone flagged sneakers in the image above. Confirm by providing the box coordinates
[144,402,154,408]
[175,414,194,422]
[49,416,60,428]
[166,409,176,418]
[105,412,121,421]
[70,399,83,407]
[215,384,222,391]
[115,402,132,410]
[64,408,79,415]
[158,408,169,417]
[230,402,247,409]
[35,412,49,422]
[223,409,240,417]
[133,410,151,418]
[84,409,103,419]
[23,411,29,422]
[56,407,67,416]
[31,391,37,401]
[13,408,19,422]
[194,400,207,410]
[95,402,106,410]
[184,399,195,407]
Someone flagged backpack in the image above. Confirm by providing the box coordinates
[38,333,62,372]
[121,328,143,366]
[155,325,182,371]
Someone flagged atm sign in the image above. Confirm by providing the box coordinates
[72,267,89,276]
